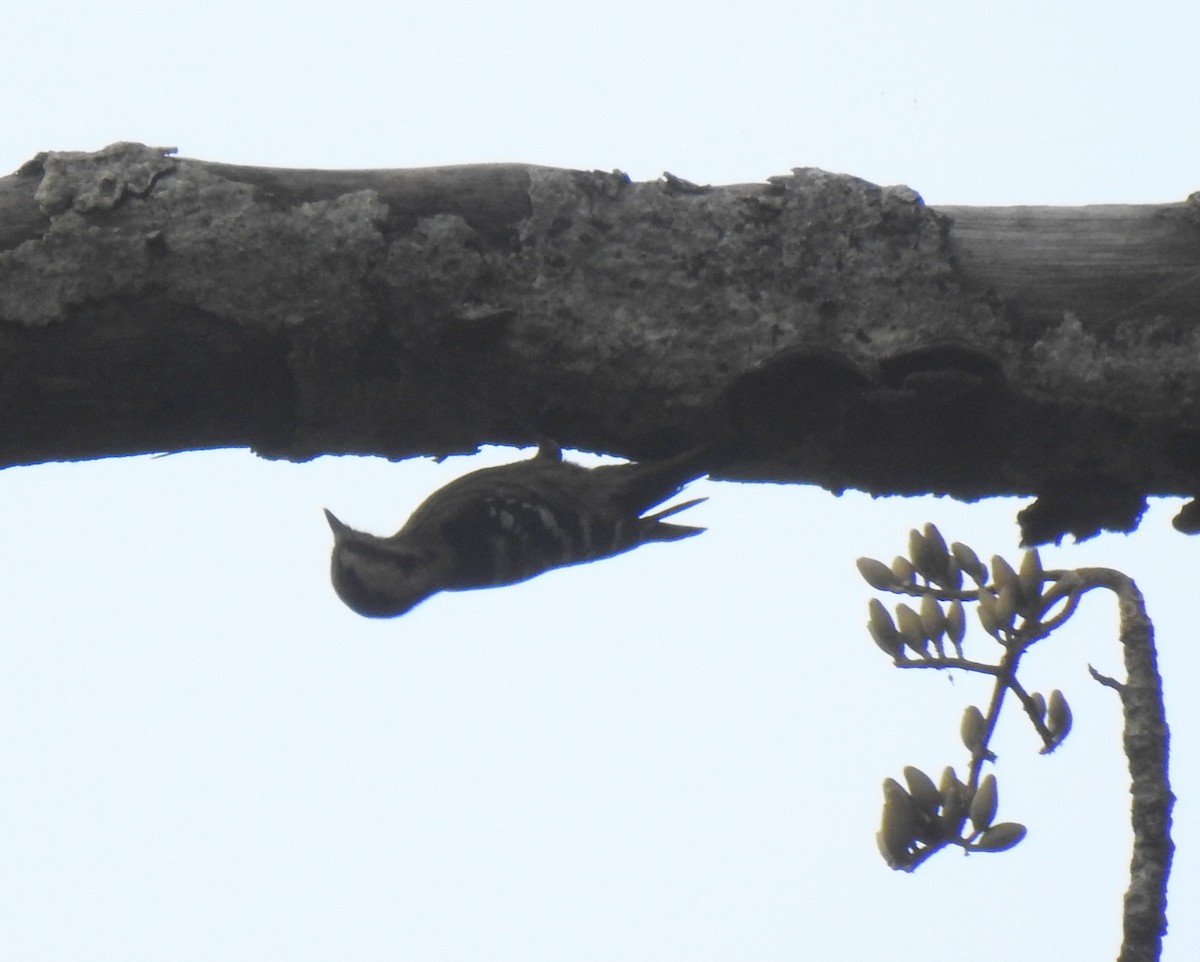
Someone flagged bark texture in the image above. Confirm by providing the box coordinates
[2,143,1199,541]
[1074,570,1173,962]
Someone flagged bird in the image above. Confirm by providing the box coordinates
[323,442,713,617]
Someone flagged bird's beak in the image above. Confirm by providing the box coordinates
[324,508,349,536]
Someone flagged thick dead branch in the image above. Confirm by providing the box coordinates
[2,143,1199,540]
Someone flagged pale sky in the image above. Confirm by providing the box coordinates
[3,2,1199,960]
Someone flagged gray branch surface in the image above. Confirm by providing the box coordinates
[1072,570,1173,962]
[3,143,1200,541]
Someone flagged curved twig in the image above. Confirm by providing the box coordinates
[1065,569,1174,962]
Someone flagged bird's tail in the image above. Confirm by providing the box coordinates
[606,444,721,514]
[637,497,707,542]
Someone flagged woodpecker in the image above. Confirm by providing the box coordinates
[323,443,713,617]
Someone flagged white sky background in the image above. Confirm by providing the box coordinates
[2,1,1199,959]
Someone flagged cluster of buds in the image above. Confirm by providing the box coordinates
[858,525,1072,656]
[878,765,1026,870]
[858,524,1081,870]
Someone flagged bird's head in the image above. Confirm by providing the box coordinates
[324,509,438,617]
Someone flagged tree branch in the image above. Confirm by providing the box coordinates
[3,144,1199,541]
[1067,569,1174,962]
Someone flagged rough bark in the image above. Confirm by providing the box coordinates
[1074,570,1173,962]
[2,143,1199,541]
